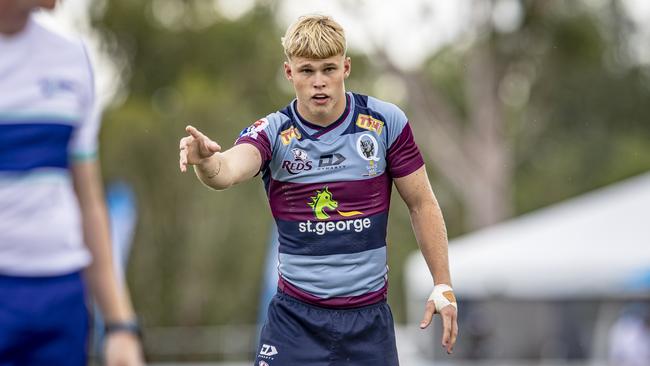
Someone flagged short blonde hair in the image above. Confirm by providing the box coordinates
[281,15,346,60]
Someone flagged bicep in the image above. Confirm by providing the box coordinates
[222,143,263,185]
[394,165,436,210]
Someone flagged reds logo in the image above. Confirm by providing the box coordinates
[282,148,312,175]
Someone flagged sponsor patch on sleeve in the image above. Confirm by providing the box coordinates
[239,118,269,139]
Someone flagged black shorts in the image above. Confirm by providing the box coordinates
[254,291,399,366]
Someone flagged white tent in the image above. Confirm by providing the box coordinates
[406,172,650,301]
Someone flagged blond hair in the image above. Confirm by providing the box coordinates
[281,15,346,60]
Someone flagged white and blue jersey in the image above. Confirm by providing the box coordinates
[0,16,99,276]
[237,92,424,308]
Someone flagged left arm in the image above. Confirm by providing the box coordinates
[72,160,143,366]
[394,165,458,354]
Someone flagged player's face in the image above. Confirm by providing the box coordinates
[0,0,56,34]
[284,54,351,126]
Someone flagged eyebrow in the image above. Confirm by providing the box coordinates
[297,62,338,69]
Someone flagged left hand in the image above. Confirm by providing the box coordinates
[420,286,458,354]
[104,332,144,366]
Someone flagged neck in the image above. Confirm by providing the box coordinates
[0,17,29,36]
[297,93,347,127]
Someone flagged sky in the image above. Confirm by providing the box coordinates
[36,0,650,107]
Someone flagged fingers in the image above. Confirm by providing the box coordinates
[440,306,458,354]
[200,137,221,155]
[186,125,204,140]
[179,135,192,172]
[179,147,187,172]
[179,126,221,172]
[450,311,459,354]
[419,300,436,329]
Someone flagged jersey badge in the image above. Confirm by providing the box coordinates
[282,148,313,175]
[239,118,269,139]
[357,134,382,177]
[280,126,301,145]
[356,114,384,135]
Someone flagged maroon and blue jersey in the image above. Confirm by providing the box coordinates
[236,92,423,308]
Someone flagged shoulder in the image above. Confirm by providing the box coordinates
[31,17,90,68]
[363,94,408,124]
[350,93,408,140]
[265,110,292,130]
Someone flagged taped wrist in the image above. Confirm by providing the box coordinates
[428,284,457,312]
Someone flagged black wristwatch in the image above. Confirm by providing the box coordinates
[104,320,143,339]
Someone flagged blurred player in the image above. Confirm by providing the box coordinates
[0,0,143,364]
[179,14,457,365]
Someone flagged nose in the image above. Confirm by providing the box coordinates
[313,72,326,89]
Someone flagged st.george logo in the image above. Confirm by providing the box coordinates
[299,187,371,235]
[308,187,362,220]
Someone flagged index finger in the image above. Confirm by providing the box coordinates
[185,125,205,140]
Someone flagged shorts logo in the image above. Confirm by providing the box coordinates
[259,362,269,366]
[239,118,269,139]
[356,114,384,135]
[357,134,382,176]
[280,126,302,145]
[259,344,278,357]
[282,148,313,175]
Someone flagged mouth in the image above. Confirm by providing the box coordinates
[311,93,330,106]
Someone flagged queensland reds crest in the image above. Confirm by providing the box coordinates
[239,118,269,139]
[282,148,312,175]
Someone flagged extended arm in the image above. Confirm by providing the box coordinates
[179,125,261,190]
[394,165,458,353]
[71,160,143,365]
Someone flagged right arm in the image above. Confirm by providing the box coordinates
[179,125,261,190]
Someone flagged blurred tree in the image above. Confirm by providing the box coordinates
[89,0,650,340]
[345,0,650,229]
[90,0,375,330]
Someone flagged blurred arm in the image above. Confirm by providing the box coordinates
[72,160,143,365]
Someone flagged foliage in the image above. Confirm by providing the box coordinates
[91,0,650,332]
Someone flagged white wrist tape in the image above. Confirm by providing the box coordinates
[428,284,457,312]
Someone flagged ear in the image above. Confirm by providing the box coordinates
[284,61,293,81]
[343,57,351,79]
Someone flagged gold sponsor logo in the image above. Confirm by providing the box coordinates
[280,126,301,145]
[356,114,384,135]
